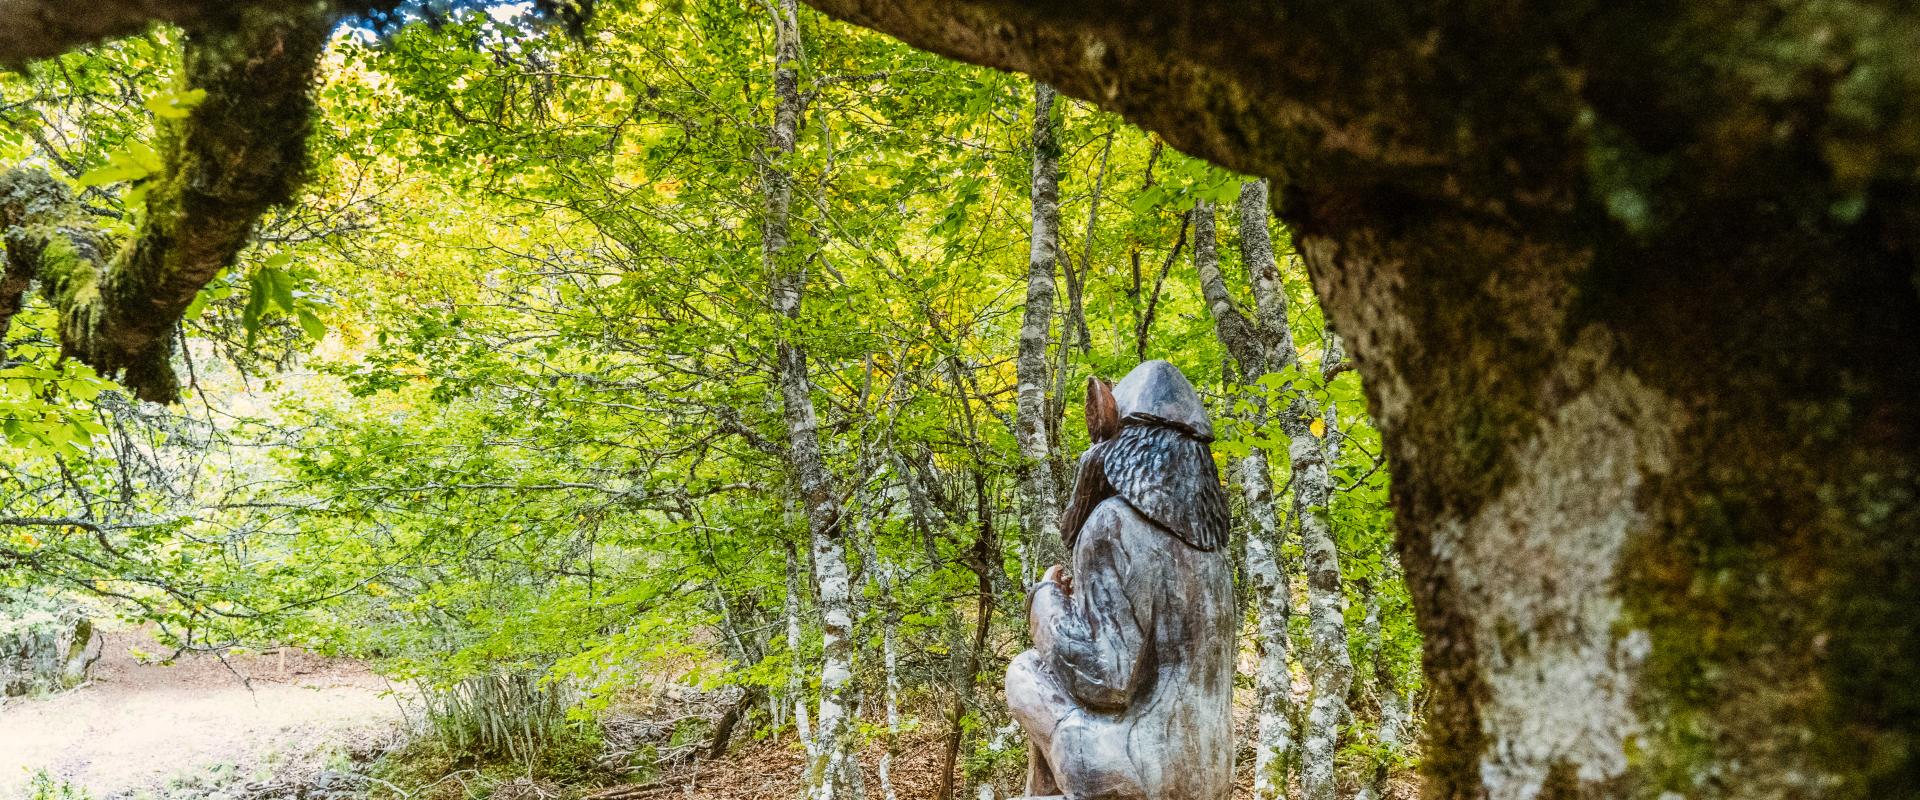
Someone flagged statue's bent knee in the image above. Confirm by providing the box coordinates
[1007,650,1070,739]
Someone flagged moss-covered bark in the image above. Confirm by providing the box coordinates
[0,6,331,401]
[799,2,1920,797]
[0,0,385,66]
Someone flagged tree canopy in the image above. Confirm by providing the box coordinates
[7,1,1919,798]
[2,3,1412,798]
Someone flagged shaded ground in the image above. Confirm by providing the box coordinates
[2,629,1416,800]
[576,727,953,800]
[0,627,404,799]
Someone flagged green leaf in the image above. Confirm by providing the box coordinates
[242,277,268,343]
[269,268,297,312]
[1129,185,1168,216]
[144,87,208,119]
[77,141,163,187]
[297,308,327,340]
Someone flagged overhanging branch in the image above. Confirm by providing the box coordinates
[0,7,332,402]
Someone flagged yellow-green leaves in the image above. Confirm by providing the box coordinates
[242,254,327,344]
[76,140,161,188]
[0,356,112,458]
[143,87,207,120]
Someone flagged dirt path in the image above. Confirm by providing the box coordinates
[0,627,405,799]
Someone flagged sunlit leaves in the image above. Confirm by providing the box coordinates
[75,140,162,187]
[235,254,329,344]
[0,320,114,458]
[142,86,206,119]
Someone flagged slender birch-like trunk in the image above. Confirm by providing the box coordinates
[1240,447,1301,800]
[1193,197,1298,799]
[784,540,813,748]
[857,518,903,800]
[1355,571,1409,800]
[759,2,857,796]
[1200,180,1354,800]
[808,529,862,800]
[1239,184,1354,800]
[1015,82,1063,579]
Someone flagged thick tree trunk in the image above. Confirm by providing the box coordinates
[801,4,1920,797]
[0,0,368,66]
[1015,81,1064,579]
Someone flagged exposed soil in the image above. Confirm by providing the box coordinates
[0,626,405,799]
[1,628,1418,800]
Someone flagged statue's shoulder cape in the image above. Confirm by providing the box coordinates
[1063,425,1229,552]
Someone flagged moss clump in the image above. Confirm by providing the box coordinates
[0,589,101,697]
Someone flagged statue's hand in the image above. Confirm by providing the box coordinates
[1044,564,1072,596]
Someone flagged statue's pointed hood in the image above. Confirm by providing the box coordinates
[1110,359,1213,441]
[1062,362,1230,552]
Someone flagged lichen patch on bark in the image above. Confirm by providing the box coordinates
[1431,329,1677,799]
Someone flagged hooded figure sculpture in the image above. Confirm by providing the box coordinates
[1007,360,1235,800]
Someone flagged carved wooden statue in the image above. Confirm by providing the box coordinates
[1007,360,1236,799]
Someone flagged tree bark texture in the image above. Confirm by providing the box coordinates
[0,0,363,66]
[1192,196,1298,800]
[0,5,332,401]
[784,539,814,747]
[1016,81,1064,578]
[1198,187,1353,800]
[758,2,858,796]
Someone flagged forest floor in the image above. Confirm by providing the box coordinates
[0,625,407,800]
[1,627,1417,800]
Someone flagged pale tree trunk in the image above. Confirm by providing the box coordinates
[1321,328,1348,465]
[1355,571,1409,800]
[1240,186,1353,800]
[1280,291,1350,800]
[1192,196,1299,800]
[759,2,859,796]
[808,530,862,800]
[1015,81,1064,580]
[857,516,903,800]
[785,540,813,748]
[1215,181,1355,800]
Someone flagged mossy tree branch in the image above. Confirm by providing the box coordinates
[0,0,380,66]
[0,6,332,401]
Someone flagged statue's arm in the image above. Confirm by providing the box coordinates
[1028,570,1064,657]
[1031,506,1151,710]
